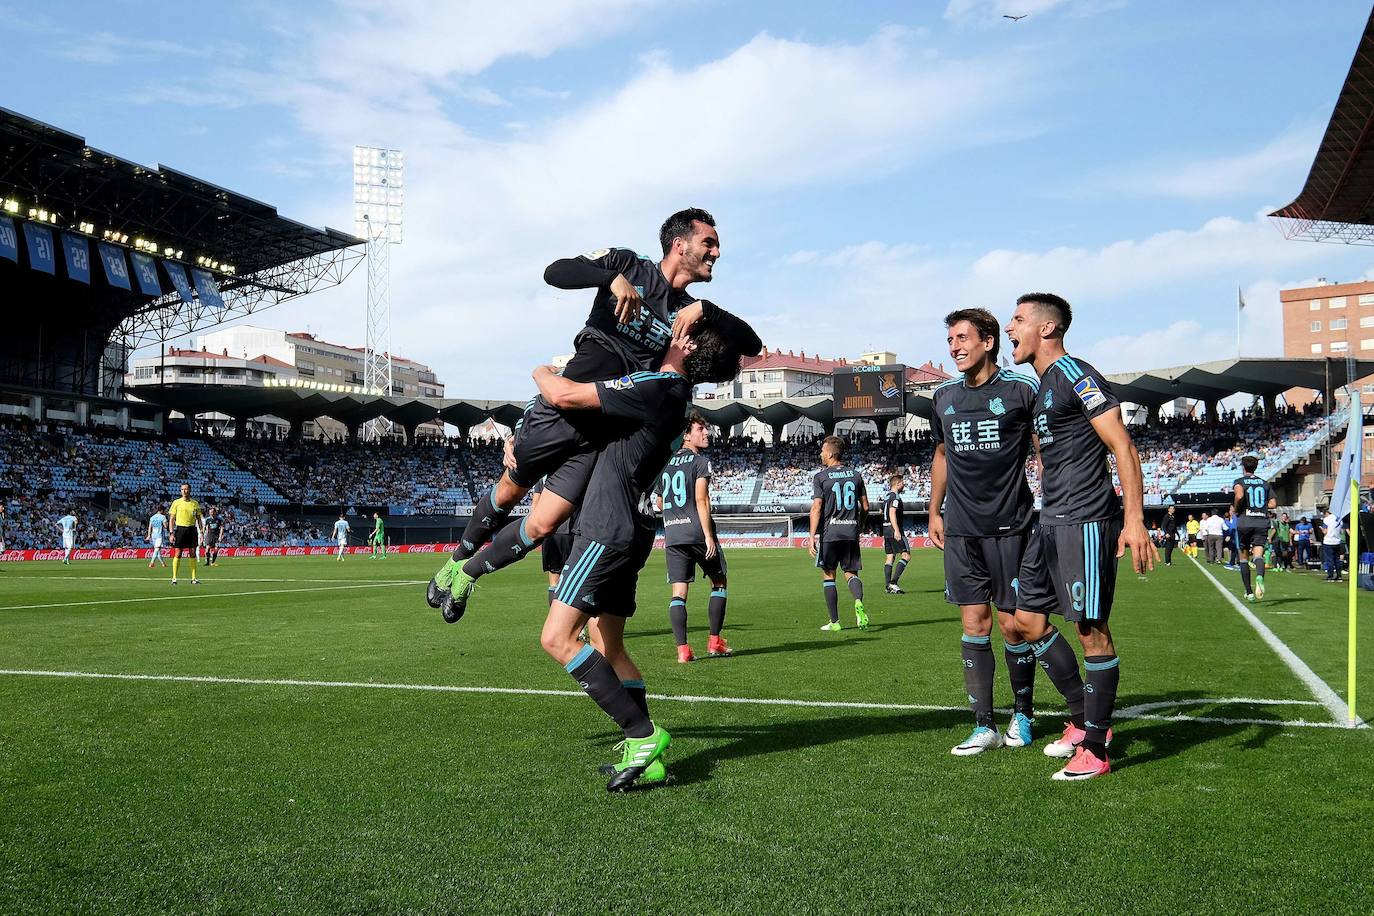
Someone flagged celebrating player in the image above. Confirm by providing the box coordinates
[882,473,911,594]
[929,308,1041,755]
[147,507,168,568]
[656,412,731,663]
[1233,455,1276,600]
[57,510,78,564]
[530,480,575,606]
[167,484,203,584]
[203,507,223,566]
[810,436,869,631]
[370,512,386,559]
[1004,293,1155,781]
[333,513,350,561]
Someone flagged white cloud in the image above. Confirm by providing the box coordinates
[57,32,201,65]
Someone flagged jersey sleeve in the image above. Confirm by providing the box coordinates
[597,376,653,422]
[929,391,945,444]
[542,247,637,290]
[812,471,825,501]
[699,457,713,480]
[1066,360,1119,421]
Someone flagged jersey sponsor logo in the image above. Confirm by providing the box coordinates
[949,419,1002,451]
[1072,376,1107,411]
[603,376,636,391]
[988,397,1006,416]
[879,373,900,398]
[583,248,610,259]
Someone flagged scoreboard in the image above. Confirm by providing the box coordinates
[832,364,907,419]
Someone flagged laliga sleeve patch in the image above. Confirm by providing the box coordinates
[1073,376,1107,411]
[603,376,635,391]
[583,248,611,259]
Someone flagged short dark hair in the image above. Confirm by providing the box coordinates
[1241,455,1259,473]
[945,307,1001,361]
[684,412,709,434]
[682,325,743,385]
[888,472,904,486]
[822,435,845,460]
[1017,292,1072,338]
[660,208,716,256]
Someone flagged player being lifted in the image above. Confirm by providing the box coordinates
[428,210,761,619]
[333,513,350,561]
[57,510,78,564]
[527,322,751,790]
[882,473,911,594]
[656,412,731,663]
[530,479,575,606]
[811,436,869,631]
[928,308,1041,755]
[1233,455,1276,600]
[168,483,203,585]
[1005,293,1155,781]
[370,513,386,559]
[147,507,168,568]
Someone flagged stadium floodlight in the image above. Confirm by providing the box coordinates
[2,199,16,213]
[354,145,403,439]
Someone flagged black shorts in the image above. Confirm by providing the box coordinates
[942,531,1027,611]
[1016,518,1121,623]
[1237,521,1269,551]
[508,399,597,496]
[816,539,862,574]
[883,534,910,555]
[542,531,574,574]
[665,543,727,584]
[172,526,199,550]
[553,530,654,618]
[204,533,219,548]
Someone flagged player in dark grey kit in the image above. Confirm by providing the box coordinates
[882,474,911,594]
[810,436,870,631]
[530,480,575,607]
[1005,293,1155,781]
[929,308,1041,756]
[656,413,731,663]
[1233,455,1276,601]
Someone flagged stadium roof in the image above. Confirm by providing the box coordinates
[1270,8,1374,243]
[130,356,1374,432]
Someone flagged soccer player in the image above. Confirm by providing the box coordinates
[811,436,869,631]
[528,322,750,790]
[1233,455,1276,600]
[333,513,350,561]
[168,483,203,585]
[657,412,730,663]
[430,208,727,605]
[147,507,168,568]
[530,480,575,606]
[203,507,223,566]
[1004,293,1155,781]
[57,510,78,564]
[368,512,385,558]
[882,473,911,594]
[1161,506,1179,566]
[929,307,1040,755]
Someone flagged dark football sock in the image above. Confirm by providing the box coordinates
[708,588,727,636]
[565,646,652,738]
[892,558,908,585]
[547,585,556,607]
[847,576,864,601]
[962,635,995,728]
[1239,561,1252,593]
[461,518,541,579]
[1082,655,1120,757]
[1254,556,1265,579]
[622,679,649,719]
[452,491,512,561]
[824,580,839,623]
[669,597,688,646]
[1004,640,1036,716]
[884,563,892,588]
[1031,629,1085,728]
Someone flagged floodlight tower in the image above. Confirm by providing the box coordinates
[353,146,404,439]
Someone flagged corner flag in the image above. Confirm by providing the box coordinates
[1330,395,1364,726]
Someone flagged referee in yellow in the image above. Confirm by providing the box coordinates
[168,483,204,585]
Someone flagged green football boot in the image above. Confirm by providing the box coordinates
[1255,575,1266,600]
[426,558,462,608]
[819,621,842,632]
[854,600,869,630]
[598,752,667,784]
[440,569,476,624]
[605,725,672,792]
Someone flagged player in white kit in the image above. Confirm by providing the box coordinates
[147,509,168,568]
[57,512,77,564]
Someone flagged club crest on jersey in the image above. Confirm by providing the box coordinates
[944,404,956,415]
[1043,389,1053,408]
[583,247,610,259]
[879,373,900,398]
[988,397,1006,416]
[1072,377,1106,411]
[604,376,636,390]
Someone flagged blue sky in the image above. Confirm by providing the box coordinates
[5,0,1374,396]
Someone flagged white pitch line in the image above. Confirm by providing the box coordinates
[2,576,408,584]
[0,668,1356,730]
[1188,555,1366,728]
[0,581,422,611]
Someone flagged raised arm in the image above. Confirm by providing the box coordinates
[544,250,642,324]
[532,365,602,411]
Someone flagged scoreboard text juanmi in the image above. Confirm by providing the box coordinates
[831,364,907,420]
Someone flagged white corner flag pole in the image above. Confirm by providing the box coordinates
[1331,392,1363,726]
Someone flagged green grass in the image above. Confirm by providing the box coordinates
[0,549,1370,914]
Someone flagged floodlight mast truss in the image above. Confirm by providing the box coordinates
[1272,216,1374,245]
[115,246,365,352]
[354,146,404,440]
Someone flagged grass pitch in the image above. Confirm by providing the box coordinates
[0,549,1369,914]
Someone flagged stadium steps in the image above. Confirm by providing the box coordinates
[748,451,768,504]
